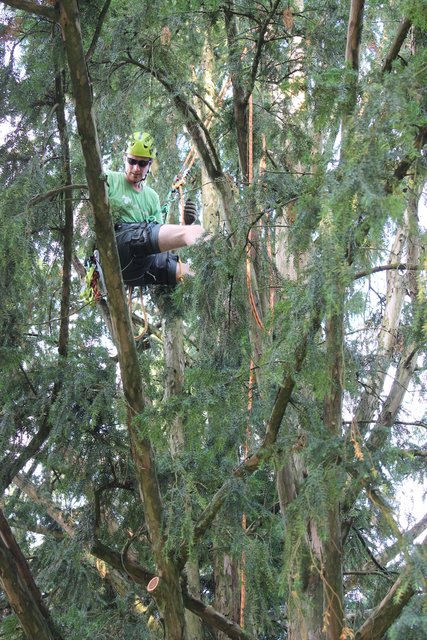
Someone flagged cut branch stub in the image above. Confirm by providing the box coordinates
[147,576,160,593]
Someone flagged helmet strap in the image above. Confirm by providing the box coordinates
[141,167,151,182]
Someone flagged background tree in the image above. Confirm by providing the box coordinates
[0,1,426,639]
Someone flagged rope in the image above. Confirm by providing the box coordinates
[246,256,265,331]
[242,94,256,616]
[245,94,265,331]
[178,184,185,225]
[240,510,247,628]
[127,286,149,341]
[261,134,275,318]
[240,362,256,627]
[248,94,253,185]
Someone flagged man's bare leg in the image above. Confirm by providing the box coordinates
[176,261,194,281]
[157,224,205,252]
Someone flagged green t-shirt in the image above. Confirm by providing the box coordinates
[105,170,162,224]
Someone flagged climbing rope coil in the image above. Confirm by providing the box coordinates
[127,285,149,342]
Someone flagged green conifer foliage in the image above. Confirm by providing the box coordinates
[0,1,426,639]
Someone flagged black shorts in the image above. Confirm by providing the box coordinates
[114,222,178,286]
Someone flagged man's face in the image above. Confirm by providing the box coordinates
[124,154,152,184]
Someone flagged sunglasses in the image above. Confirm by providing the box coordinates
[127,157,151,168]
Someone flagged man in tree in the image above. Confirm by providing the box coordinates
[108,131,202,286]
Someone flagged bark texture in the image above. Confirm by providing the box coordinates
[160,297,203,639]
[354,567,420,640]
[0,511,63,640]
[58,2,187,637]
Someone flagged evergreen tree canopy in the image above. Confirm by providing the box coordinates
[0,1,426,639]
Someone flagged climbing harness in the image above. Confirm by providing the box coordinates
[82,250,106,305]
[83,249,150,341]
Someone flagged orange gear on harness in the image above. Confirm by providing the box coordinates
[83,251,106,305]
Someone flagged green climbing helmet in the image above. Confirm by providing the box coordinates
[126,131,157,158]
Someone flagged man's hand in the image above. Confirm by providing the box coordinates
[184,200,197,225]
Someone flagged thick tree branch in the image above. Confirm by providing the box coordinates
[344,337,421,522]
[224,2,251,180]
[403,448,427,457]
[54,67,73,360]
[380,513,427,565]
[1,0,57,21]
[85,0,112,62]
[0,411,52,496]
[0,510,63,640]
[345,0,365,70]
[91,539,255,640]
[248,0,282,95]
[182,591,255,640]
[247,305,322,456]
[344,570,396,578]
[343,420,427,428]
[29,183,88,206]
[352,223,407,439]
[382,18,412,74]
[7,519,65,540]
[190,481,235,547]
[354,552,423,640]
[354,263,422,280]
[392,124,427,184]
[13,474,76,538]
[366,341,418,452]
[12,475,138,597]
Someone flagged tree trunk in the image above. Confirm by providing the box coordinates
[161,300,203,639]
[287,569,324,640]
[198,37,224,231]
[354,223,406,435]
[0,510,63,640]
[282,308,345,640]
[185,559,203,640]
[214,550,241,640]
[224,4,249,182]
[58,2,188,636]
[201,163,223,231]
[277,455,326,640]
[322,309,345,640]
